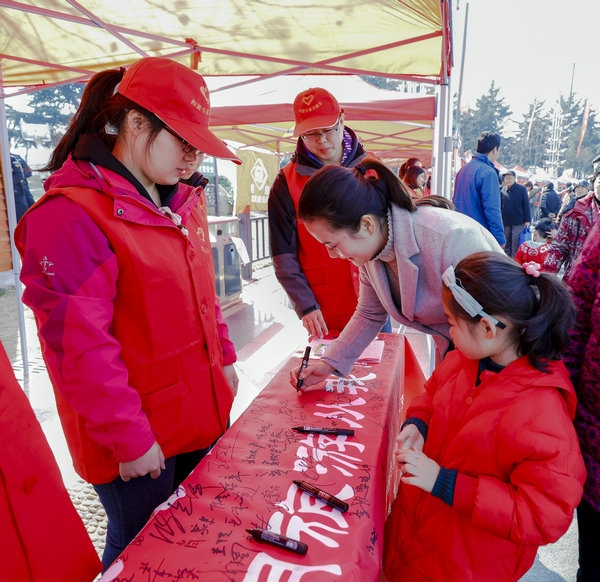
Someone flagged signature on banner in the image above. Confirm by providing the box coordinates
[99,347,401,581]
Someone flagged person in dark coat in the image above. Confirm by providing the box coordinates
[10,153,36,221]
[544,171,600,283]
[559,180,589,221]
[500,170,531,257]
[538,182,561,220]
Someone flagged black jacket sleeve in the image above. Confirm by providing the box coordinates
[268,168,319,318]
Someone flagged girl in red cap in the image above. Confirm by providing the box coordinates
[15,57,239,569]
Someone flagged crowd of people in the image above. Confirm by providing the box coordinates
[449,130,600,581]
[3,71,598,582]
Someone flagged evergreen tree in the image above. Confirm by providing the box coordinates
[27,83,83,142]
[4,102,23,147]
[360,76,402,91]
[5,83,83,151]
[456,81,512,155]
[511,100,552,170]
[560,96,599,178]
[454,82,600,178]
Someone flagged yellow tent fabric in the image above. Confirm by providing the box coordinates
[0,1,451,90]
[0,0,453,375]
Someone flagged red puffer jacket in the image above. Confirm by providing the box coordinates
[0,342,102,581]
[383,350,585,582]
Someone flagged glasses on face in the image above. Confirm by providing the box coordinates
[301,118,341,143]
[163,125,204,157]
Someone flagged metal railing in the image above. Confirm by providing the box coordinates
[238,211,271,279]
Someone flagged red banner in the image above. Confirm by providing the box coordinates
[99,334,425,581]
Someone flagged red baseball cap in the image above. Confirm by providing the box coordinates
[292,87,342,137]
[118,57,240,164]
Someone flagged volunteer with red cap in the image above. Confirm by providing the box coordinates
[15,57,240,569]
[269,87,379,339]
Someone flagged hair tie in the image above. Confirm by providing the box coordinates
[355,165,378,180]
[111,68,127,96]
[523,262,541,278]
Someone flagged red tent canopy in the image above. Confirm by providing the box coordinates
[208,75,436,162]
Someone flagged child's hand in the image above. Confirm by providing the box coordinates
[396,448,440,493]
[395,423,424,452]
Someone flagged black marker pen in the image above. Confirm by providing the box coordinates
[296,346,311,390]
[292,426,354,436]
[293,479,349,512]
[246,528,308,555]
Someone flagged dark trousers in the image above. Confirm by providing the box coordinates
[576,498,600,581]
[503,224,524,258]
[93,447,211,569]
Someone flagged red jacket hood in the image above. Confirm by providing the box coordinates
[464,352,578,419]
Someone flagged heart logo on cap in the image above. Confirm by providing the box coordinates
[302,95,315,106]
[199,85,209,104]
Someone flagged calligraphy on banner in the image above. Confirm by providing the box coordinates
[98,334,410,582]
[235,149,279,214]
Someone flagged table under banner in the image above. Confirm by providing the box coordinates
[99,333,425,582]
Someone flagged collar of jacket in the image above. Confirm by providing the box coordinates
[292,125,365,169]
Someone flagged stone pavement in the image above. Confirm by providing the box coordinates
[0,265,580,579]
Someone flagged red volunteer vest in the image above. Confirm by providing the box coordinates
[42,187,233,483]
[284,164,358,334]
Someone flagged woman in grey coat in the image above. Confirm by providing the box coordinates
[291,157,503,387]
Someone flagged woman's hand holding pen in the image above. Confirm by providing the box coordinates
[290,359,334,391]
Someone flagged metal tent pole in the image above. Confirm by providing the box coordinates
[0,66,30,392]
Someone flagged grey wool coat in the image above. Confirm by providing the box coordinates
[322,204,503,376]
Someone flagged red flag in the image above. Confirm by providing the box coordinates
[576,99,590,158]
[526,99,537,143]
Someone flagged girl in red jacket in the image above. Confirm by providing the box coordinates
[383,251,586,582]
[514,217,558,266]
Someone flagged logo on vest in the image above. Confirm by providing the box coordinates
[40,255,55,276]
